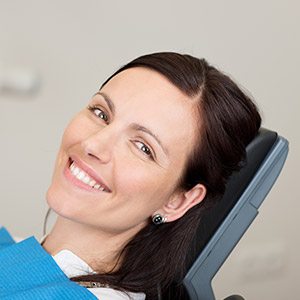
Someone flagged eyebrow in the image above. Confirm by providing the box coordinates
[95,91,115,115]
[95,91,169,156]
[130,123,169,156]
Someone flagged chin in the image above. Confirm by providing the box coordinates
[46,185,62,214]
[46,184,77,220]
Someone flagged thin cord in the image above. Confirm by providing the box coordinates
[157,283,162,300]
[43,207,52,236]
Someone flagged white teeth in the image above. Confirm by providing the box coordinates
[77,171,85,180]
[69,161,106,191]
[82,175,90,184]
[73,167,80,176]
[88,179,96,187]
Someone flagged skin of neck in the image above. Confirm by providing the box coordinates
[42,216,145,273]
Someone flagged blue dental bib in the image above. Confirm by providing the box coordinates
[0,227,97,299]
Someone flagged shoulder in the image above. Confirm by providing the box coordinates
[88,287,146,300]
[41,243,146,300]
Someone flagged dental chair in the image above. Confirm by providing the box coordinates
[163,128,289,300]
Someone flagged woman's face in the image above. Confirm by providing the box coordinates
[46,67,198,235]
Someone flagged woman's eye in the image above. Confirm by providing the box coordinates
[135,141,154,159]
[88,105,109,123]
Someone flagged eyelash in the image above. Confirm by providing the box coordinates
[87,105,109,124]
[87,105,155,160]
[134,140,155,160]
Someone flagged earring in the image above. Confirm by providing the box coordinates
[152,214,167,225]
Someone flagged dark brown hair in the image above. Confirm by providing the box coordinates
[70,52,261,299]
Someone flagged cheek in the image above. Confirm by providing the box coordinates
[61,117,87,148]
[114,160,174,209]
[51,120,82,176]
[62,109,100,145]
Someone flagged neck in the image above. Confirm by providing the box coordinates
[42,216,141,273]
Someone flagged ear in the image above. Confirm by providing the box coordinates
[160,184,207,222]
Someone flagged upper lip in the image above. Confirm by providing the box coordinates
[69,154,111,192]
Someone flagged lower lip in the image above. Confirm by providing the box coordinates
[63,162,100,192]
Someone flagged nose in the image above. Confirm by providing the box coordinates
[81,126,115,164]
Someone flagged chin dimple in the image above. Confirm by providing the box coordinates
[69,161,106,191]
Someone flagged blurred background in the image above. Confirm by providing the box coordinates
[0,0,299,299]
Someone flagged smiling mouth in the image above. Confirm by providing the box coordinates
[68,160,109,192]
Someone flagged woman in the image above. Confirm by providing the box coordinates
[5,52,261,300]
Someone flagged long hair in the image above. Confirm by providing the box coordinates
[68,52,261,299]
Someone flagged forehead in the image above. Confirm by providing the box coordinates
[101,67,199,162]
